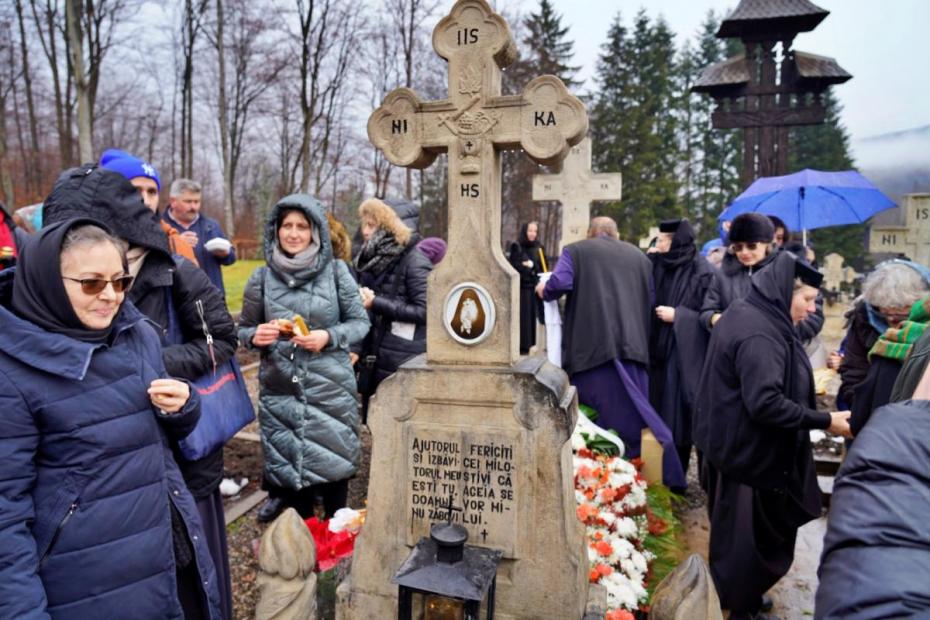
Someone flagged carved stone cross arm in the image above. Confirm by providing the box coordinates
[367,0,588,365]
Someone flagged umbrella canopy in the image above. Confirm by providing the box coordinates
[718,169,897,232]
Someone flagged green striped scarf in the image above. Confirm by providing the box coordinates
[869,296,930,361]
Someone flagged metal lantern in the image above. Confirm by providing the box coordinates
[392,496,502,620]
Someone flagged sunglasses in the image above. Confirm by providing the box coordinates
[729,242,761,253]
[62,275,134,295]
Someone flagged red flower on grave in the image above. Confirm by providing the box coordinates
[606,610,635,620]
[594,540,613,556]
[304,517,356,572]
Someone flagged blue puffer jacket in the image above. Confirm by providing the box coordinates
[815,400,930,619]
[0,270,221,619]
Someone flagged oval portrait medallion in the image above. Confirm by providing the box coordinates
[443,282,496,345]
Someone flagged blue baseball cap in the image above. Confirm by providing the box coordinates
[99,148,161,191]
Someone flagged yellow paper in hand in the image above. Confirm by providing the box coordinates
[292,315,311,337]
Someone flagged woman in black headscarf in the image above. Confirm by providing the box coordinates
[694,251,851,620]
[648,219,715,478]
[508,221,546,354]
[0,219,221,619]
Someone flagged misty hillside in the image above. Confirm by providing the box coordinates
[855,125,930,214]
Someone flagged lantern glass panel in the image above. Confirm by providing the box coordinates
[424,594,465,620]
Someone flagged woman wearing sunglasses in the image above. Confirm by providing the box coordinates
[0,219,222,618]
[699,213,777,331]
[42,166,238,620]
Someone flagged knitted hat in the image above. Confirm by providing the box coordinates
[727,213,774,244]
[99,148,161,191]
[417,237,447,265]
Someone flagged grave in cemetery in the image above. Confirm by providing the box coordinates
[532,136,622,250]
[338,1,592,618]
[820,253,858,302]
[869,194,930,266]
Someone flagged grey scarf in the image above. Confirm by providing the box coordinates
[272,227,321,274]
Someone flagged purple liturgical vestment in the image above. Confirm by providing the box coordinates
[543,247,687,489]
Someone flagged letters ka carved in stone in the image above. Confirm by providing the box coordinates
[532,137,622,249]
[367,0,588,366]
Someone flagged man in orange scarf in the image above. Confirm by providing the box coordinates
[99,149,199,265]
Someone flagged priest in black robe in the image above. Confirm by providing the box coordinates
[694,251,851,620]
[648,219,715,477]
[537,216,686,489]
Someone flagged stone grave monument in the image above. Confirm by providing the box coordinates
[820,253,858,300]
[869,194,930,265]
[532,136,622,250]
[338,1,590,618]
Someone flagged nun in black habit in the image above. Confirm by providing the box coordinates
[507,221,546,354]
[648,219,715,478]
[693,252,851,620]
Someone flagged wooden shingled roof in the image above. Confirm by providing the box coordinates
[693,50,850,94]
[793,52,853,84]
[718,0,829,39]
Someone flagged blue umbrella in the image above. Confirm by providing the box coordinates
[718,169,897,239]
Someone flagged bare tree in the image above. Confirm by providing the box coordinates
[65,0,92,161]
[212,0,287,235]
[365,25,401,199]
[292,0,359,194]
[29,0,75,167]
[0,19,19,206]
[383,0,439,200]
[179,0,208,177]
[13,0,42,194]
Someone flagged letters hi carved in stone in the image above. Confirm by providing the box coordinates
[368,0,587,366]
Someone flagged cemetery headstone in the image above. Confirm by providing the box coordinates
[532,136,622,250]
[338,1,591,618]
[869,194,930,266]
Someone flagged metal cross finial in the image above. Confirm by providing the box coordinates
[442,492,464,525]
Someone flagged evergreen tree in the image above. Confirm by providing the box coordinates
[501,0,580,251]
[789,89,866,267]
[590,10,681,240]
[679,11,742,242]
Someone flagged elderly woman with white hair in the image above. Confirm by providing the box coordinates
[839,259,930,435]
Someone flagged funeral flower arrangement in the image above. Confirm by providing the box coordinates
[572,429,671,617]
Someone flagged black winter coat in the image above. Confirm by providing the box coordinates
[694,252,831,492]
[699,251,777,330]
[815,400,930,619]
[43,165,238,499]
[130,255,239,498]
[838,302,880,409]
[356,241,432,396]
[700,250,824,341]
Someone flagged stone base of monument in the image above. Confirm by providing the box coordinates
[336,355,590,619]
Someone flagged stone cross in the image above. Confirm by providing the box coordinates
[532,137,622,250]
[368,0,587,366]
[869,194,930,266]
[821,253,857,294]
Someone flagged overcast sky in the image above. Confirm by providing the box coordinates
[507,0,930,143]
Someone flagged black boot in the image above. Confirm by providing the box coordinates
[256,497,286,523]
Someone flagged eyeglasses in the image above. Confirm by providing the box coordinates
[729,242,761,253]
[62,275,134,295]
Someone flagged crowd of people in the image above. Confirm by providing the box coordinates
[0,150,927,619]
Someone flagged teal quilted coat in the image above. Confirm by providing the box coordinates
[238,195,369,489]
